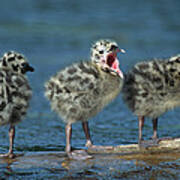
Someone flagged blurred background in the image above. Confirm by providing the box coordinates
[0,0,180,178]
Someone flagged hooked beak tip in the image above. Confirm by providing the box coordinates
[25,65,34,72]
[120,49,126,53]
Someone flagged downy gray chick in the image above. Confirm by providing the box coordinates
[45,39,125,159]
[0,51,34,158]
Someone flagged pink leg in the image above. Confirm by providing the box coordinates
[152,118,158,140]
[82,122,113,150]
[0,125,15,158]
[65,122,92,160]
[138,116,145,144]
[65,123,72,155]
[152,118,173,142]
[82,122,93,147]
[139,117,160,147]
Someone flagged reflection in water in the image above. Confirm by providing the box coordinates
[0,158,15,177]
[60,152,180,179]
[0,151,179,178]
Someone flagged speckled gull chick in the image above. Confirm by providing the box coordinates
[45,39,125,159]
[123,54,180,146]
[0,51,34,158]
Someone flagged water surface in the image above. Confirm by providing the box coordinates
[0,0,180,179]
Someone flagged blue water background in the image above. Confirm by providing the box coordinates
[0,0,180,178]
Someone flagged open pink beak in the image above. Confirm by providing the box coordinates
[106,48,125,79]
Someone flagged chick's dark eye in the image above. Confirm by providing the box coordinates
[18,55,23,59]
[21,63,27,67]
[109,45,118,51]
[99,50,104,54]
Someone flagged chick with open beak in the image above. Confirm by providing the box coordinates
[45,39,125,160]
[91,40,125,79]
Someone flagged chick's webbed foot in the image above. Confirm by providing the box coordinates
[67,150,92,160]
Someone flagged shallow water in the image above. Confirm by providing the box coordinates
[0,0,180,179]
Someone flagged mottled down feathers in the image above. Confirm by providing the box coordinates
[45,39,124,123]
[0,51,33,125]
[123,54,180,118]
[45,61,122,123]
